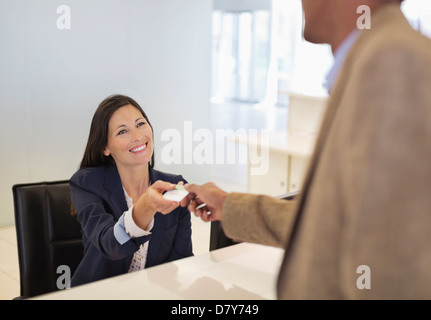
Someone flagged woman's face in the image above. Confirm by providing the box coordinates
[103,104,153,169]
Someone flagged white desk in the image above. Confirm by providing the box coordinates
[32,243,285,300]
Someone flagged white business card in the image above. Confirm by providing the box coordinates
[163,185,189,202]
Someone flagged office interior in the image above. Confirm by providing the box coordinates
[0,0,430,300]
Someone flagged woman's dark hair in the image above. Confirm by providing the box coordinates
[79,94,155,169]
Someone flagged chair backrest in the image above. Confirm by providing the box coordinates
[12,180,83,298]
[209,191,300,251]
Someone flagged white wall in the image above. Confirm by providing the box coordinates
[0,0,212,226]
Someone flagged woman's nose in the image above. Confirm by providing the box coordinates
[131,128,143,141]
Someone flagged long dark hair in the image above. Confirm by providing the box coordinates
[79,94,155,169]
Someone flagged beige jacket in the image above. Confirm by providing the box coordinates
[222,4,431,299]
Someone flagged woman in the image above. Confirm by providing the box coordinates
[70,94,193,287]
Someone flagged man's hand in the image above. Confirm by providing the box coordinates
[180,182,229,222]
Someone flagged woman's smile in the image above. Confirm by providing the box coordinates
[130,142,148,153]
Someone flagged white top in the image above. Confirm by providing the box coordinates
[123,188,154,271]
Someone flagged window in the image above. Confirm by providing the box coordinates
[274,0,332,101]
[211,0,431,106]
[211,10,271,103]
[211,0,331,105]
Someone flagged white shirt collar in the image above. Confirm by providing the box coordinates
[123,188,134,209]
[325,30,361,93]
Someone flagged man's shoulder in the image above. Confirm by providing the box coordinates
[358,7,431,61]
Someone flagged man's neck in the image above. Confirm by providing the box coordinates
[330,25,358,54]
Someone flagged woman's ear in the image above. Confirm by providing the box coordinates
[103,147,110,157]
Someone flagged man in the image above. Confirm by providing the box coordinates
[182,0,431,299]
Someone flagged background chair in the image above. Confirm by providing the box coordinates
[12,180,83,299]
[209,191,299,251]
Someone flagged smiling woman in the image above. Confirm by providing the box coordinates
[79,95,155,169]
[68,94,193,287]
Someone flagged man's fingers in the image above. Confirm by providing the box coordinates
[196,208,212,222]
[187,198,201,213]
[180,192,195,207]
[184,183,196,194]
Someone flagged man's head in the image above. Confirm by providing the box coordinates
[301,0,404,51]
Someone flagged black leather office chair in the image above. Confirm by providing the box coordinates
[209,191,299,251]
[12,180,83,299]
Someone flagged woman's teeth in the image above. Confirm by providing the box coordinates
[130,144,147,153]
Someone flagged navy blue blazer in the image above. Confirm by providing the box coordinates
[69,164,193,287]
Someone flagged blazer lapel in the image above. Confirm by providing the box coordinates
[288,39,360,236]
[103,165,128,219]
[277,22,371,298]
[145,167,166,267]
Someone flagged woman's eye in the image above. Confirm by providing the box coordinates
[117,129,127,135]
[137,121,146,127]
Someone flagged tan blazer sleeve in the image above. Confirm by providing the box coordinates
[221,193,297,248]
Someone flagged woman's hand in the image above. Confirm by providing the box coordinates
[132,180,181,230]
